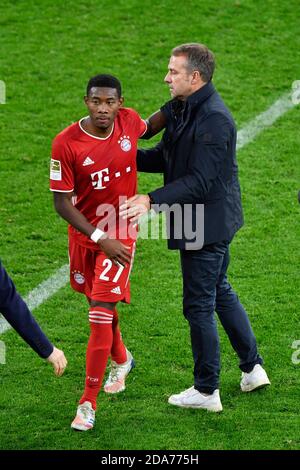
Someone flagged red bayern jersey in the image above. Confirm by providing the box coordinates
[50,107,147,249]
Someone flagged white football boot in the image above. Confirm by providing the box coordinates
[168,387,223,412]
[71,401,95,431]
[104,349,135,394]
[240,364,271,392]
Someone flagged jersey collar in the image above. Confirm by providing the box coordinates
[79,117,115,140]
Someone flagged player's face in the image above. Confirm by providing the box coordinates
[164,55,194,100]
[85,87,123,130]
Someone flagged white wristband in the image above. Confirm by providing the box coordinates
[90,228,105,243]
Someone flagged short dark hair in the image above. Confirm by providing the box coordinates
[171,43,215,82]
[86,74,122,98]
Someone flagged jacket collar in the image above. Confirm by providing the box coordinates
[169,81,216,118]
[186,80,216,108]
[167,81,216,145]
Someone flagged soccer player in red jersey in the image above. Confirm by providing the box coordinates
[50,74,165,431]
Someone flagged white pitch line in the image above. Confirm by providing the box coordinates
[0,264,69,334]
[237,91,295,150]
[0,88,298,336]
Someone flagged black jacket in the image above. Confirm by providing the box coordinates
[137,81,244,250]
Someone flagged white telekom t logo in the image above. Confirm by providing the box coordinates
[91,168,109,189]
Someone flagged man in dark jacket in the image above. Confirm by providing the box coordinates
[120,43,270,411]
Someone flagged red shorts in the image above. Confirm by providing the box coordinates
[69,236,136,303]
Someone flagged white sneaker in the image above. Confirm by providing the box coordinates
[168,387,223,412]
[240,364,271,392]
[71,401,95,431]
[104,349,135,394]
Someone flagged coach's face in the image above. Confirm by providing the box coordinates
[84,87,123,130]
[164,55,195,100]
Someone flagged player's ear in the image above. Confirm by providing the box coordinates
[84,95,89,106]
[119,96,124,107]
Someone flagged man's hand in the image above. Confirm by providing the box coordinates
[98,238,131,266]
[119,195,151,223]
[46,346,67,377]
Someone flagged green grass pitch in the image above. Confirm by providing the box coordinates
[0,0,299,450]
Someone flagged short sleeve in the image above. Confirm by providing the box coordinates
[128,108,147,138]
[50,137,74,192]
[138,117,148,137]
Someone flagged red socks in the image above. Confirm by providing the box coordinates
[111,308,127,364]
[79,306,126,410]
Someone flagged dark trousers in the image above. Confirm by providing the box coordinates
[180,242,262,394]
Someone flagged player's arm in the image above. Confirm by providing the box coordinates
[141,110,166,139]
[0,260,67,376]
[53,192,131,266]
[53,191,96,238]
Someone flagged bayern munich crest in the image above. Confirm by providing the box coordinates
[72,270,85,284]
[118,135,131,152]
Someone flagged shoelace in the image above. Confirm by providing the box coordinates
[109,359,129,381]
[80,405,94,420]
[109,361,125,381]
[109,363,119,381]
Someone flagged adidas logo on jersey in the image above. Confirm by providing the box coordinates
[83,156,95,166]
[111,286,121,295]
